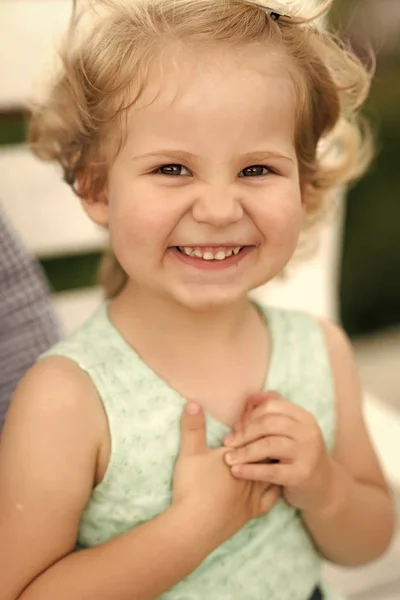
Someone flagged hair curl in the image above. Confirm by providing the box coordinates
[29,0,374,298]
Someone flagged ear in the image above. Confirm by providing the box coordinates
[81,188,110,227]
[76,172,110,227]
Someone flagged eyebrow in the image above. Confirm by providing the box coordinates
[131,149,294,163]
[240,151,294,164]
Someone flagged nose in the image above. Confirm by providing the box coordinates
[191,185,243,227]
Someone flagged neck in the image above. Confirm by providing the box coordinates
[109,283,255,350]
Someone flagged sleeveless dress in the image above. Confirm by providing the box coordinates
[43,302,346,600]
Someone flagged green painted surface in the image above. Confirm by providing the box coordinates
[0,113,26,145]
[40,252,102,293]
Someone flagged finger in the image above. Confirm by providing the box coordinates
[249,396,309,425]
[232,392,273,434]
[245,391,272,413]
[232,400,256,435]
[238,392,276,428]
[225,436,295,466]
[180,402,207,456]
[224,414,296,448]
[259,484,281,515]
[230,461,293,485]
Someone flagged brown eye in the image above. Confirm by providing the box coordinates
[156,164,191,176]
[239,165,270,177]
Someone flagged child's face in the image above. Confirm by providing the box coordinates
[98,42,303,310]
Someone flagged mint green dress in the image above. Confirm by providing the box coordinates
[44,302,346,600]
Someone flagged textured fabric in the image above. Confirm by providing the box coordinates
[0,206,60,432]
[44,302,346,600]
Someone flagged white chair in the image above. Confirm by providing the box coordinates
[0,0,105,334]
[0,145,106,335]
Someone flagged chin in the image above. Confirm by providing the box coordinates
[171,285,250,312]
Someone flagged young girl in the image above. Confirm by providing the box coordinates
[0,0,395,599]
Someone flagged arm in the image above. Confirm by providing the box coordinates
[222,320,396,567]
[1,358,278,600]
[0,358,211,600]
[301,320,396,566]
[18,505,213,600]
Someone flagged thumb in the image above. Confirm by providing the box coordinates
[180,402,208,456]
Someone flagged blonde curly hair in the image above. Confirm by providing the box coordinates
[29,0,373,298]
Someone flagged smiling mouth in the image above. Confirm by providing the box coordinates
[175,246,247,261]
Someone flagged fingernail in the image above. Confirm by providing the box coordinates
[231,465,242,476]
[186,402,200,415]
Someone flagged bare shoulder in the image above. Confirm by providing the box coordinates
[318,319,363,426]
[318,318,390,492]
[5,354,104,429]
[3,355,107,465]
[0,355,106,599]
[319,319,355,377]
[318,318,365,426]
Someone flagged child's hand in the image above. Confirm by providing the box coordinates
[173,402,280,547]
[223,392,335,513]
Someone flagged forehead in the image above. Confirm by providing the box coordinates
[124,42,297,155]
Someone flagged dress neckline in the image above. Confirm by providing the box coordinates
[97,299,280,436]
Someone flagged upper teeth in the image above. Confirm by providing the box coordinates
[178,247,242,260]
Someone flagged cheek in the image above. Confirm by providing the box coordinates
[260,194,303,248]
[107,183,179,255]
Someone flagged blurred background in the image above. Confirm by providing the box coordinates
[0,1,399,599]
[332,0,400,412]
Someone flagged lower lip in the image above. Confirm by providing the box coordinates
[168,247,254,270]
